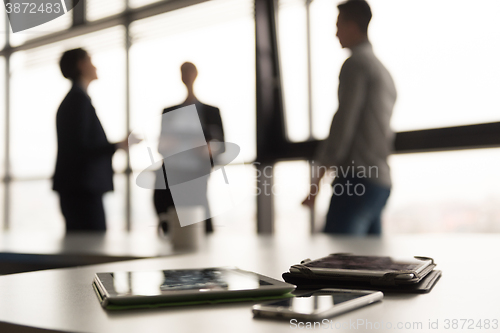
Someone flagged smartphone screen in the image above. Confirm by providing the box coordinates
[262,292,366,315]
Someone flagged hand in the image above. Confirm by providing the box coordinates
[128,133,142,146]
[117,133,142,151]
[116,140,129,152]
[302,193,317,209]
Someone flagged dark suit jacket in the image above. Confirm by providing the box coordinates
[154,102,225,192]
[53,84,116,194]
[162,102,225,147]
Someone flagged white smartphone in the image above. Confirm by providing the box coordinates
[252,289,383,321]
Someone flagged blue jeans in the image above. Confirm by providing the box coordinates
[323,177,391,235]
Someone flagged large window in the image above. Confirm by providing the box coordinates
[129,0,162,9]
[276,0,500,234]
[86,0,126,21]
[8,9,72,47]
[0,11,5,48]
[280,0,500,140]
[275,148,500,234]
[2,0,499,234]
[0,54,4,229]
[309,0,346,140]
[274,161,311,234]
[10,46,71,179]
[277,0,310,142]
[386,149,500,233]
[0,56,5,178]
[371,0,500,131]
[10,180,62,232]
[1,0,258,232]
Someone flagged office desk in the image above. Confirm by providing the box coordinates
[0,233,498,332]
[0,231,174,274]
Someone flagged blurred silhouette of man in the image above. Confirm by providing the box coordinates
[53,48,139,232]
[154,62,225,234]
[302,0,397,235]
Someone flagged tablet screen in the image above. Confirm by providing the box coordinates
[107,268,272,296]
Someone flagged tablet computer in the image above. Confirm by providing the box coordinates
[289,255,433,280]
[93,267,295,309]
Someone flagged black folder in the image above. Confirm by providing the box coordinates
[282,254,441,294]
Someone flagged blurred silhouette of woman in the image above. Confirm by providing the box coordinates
[53,48,137,231]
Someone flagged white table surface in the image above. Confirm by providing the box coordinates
[0,233,499,332]
[0,231,174,257]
